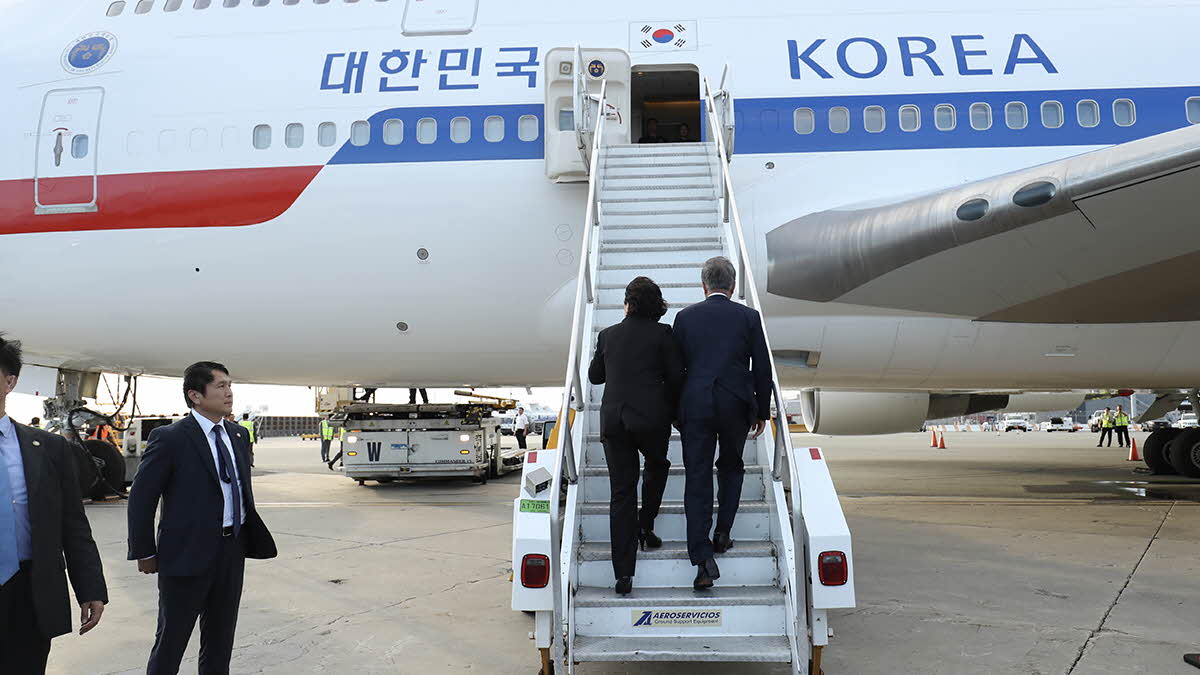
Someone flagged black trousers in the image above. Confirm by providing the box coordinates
[681,391,750,566]
[1115,426,1130,447]
[320,438,331,462]
[0,562,50,674]
[1098,427,1114,446]
[408,388,428,404]
[601,425,671,578]
[515,429,527,449]
[148,533,246,675]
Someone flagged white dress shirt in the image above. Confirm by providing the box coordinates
[191,410,245,527]
[514,413,529,432]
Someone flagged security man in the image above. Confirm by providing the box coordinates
[239,413,257,467]
[1097,407,1115,447]
[1114,405,1131,448]
[319,418,334,463]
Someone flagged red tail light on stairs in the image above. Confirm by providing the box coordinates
[521,554,550,588]
[818,551,848,586]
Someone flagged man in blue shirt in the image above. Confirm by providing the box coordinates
[0,334,107,673]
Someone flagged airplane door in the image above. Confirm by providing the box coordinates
[35,87,104,214]
[544,47,630,182]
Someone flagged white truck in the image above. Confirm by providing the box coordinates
[332,402,523,485]
[1003,413,1034,432]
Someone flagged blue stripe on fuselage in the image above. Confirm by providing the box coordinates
[325,85,1200,165]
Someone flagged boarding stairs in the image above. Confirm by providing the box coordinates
[541,67,855,674]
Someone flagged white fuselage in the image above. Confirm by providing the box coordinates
[2,0,1199,390]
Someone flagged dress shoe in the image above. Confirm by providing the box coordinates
[638,529,662,551]
[693,558,721,590]
[713,531,734,554]
[615,576,632,596]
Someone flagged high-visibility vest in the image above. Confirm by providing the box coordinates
[239,419,256,443]
[1114,413,1130,426]
[1101,412,1114,428]
[320,420,334,441]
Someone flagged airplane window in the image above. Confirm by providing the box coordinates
[417,118,437,144]
[350,120,369,146]
[224,0,240,6]
[1013,181,1057,207]
[253,124,271,150]
[899,105,920,132]
[793,108,815,135]
[450,117,471,143]
[165,0,183,9]
[828,107,850,134]
[318,122,336,147]
[484,116,504,142]
[934,104,955,131]
[518,115,539,141]
[1188,98,1200,124]
[283,0,299,4]
[253,0,270,5]
[1005,102,1027,130]
[285,123,304,148]
[1113,99,1135,127]
[1041,101,1063,129]
[383,119,403,145]
[863,106,885,133]
[345,0,361,3]
[1077,100,1100,128]
[314,0,331,4]
[71,135,90,159]
[969,103,992,130]
[107,1,127,16]
[135,0,155,14]
[126,131,144,156]
[194,0,211,7]
[221,126,238,149]
[557,109,574,132]
[189,128,207,151]
[956,198,989,222]
[159,129,178,153]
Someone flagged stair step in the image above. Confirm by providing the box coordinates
[605,165,712,178]
[601,202,718,217]
[573,585,788,638]
[579,500,773,543]
[581,428,760,466]
[603,159,711,170]
[572,635,792,663]
[575,583,784,608]
[602,236,721,245]
[579,538,775,561]
[602,213,721,228]
[601,182,713,192]
[596,281,703,289]
[599,265,703,287]
[581,464,767,503]
[599,243,721,254]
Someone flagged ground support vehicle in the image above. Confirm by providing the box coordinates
[332,403,521,485]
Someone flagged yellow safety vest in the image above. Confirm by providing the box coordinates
[321,420,334,440]
[1114,413,1129,426]
[1101,413,1114,428]
[239,419,256,443]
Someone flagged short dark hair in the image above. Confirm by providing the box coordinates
[624,276,668,320]
[182,361,229,408]
[242,412,250,420]
[0,334,22,379]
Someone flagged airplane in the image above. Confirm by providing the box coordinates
[3,0,1200,476]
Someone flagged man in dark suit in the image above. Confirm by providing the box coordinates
[588,276,684,595]
[0,334,107,673]
[673,257,771,590]
[128,361,277,674]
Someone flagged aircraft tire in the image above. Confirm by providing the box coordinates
[1143,429,1180,475]
[1167,428,1200,478]
[82,440,125,499]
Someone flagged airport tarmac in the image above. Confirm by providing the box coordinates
[47,431,1200,675]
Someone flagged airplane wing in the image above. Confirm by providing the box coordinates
[766,124,1200,323]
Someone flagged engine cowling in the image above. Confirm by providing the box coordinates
[801,390,930,436]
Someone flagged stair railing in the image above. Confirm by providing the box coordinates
[548,77,608,671]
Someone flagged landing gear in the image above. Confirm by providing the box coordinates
[1167,428,1200,478]
[1143,429,1180,474]
[81,439,125,499]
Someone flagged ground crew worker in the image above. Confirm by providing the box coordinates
[514,407,529,450]
[239,413,257,466]
[1097,407,1115,447]
[29,416,41,429]
[319,418,334,463]
[1114,405,1131,448]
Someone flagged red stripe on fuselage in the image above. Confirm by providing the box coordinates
[0,166,322,236]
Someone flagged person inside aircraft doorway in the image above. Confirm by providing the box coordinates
[1113,405,1131,448]
[677,123,692,143]
[1096,407,1115,447]
[638,118,665,144]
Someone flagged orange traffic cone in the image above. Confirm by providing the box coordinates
[931,430,938,448]
[1127,436,1141,461]
[938,432,947,450]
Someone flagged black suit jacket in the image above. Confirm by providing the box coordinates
[12,423,107,638]
[127,414,276,576]
[587,316,684,437]
[672,294,772,423]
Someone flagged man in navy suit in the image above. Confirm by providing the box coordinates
[127,361,276,674]
[673,257,771,590]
